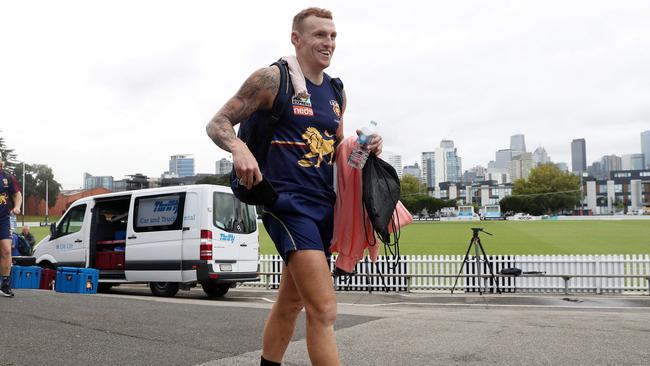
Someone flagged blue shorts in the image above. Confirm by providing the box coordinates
[262,192,334,265]
[0,217,11,240]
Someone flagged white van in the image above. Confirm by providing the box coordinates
[32,184,259,298]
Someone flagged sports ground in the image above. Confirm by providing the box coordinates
[28,219,650,256]
[259,220,650,255]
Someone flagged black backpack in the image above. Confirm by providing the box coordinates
[230,59,344,205]
[362,155,403,274]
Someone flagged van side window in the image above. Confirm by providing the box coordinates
[213,192,257,234]
[133,193,185,232]
[56,204,87,237]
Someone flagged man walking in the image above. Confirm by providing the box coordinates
[206,7,381,365]
[0,159,22,297]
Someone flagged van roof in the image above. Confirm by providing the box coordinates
[72,184,232,203]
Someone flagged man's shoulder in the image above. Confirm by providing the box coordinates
[248,66,281,91]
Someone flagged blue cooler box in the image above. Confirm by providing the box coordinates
[55,267,99,294]
[10,266,41,289]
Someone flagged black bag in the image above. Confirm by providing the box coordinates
[362,155,401,243]
[230,59,344,206]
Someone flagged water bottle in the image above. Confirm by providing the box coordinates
[347,120,377,169]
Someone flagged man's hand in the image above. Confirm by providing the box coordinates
[356,129,383,156]
[11,207,20,215]
[232,140,263,190]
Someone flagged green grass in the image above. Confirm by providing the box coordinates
[16,215,61,224]
[30,220,650,255]
[259,220,650,255]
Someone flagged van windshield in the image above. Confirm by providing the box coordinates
[213,192,257,234]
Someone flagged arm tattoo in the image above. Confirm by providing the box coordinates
[206,67,280,152]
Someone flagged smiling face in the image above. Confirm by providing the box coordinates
[292,15,337,72]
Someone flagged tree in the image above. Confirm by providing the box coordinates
[195,174,230,186]
[506,163,581,215]
[400,175,426,197]
[0,131,19,172]
[15,163,61,209]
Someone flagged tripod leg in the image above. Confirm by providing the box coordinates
[451,237,475,294]
[477,239,501,294]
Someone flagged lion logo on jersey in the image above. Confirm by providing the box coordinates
[0,194,7,206]
[298,127,335,168]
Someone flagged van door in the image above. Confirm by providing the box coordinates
[125,192,185,282]
[212,192,258,272]
[49,204,89,267]
[212,192,240,270]
[181,191,199,282]
[234,202,259,273]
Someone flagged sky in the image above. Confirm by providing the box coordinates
[1,0,649,189]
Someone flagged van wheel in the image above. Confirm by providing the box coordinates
[201,282,229,298]
[149,282,180,297]
[98,283,114,293]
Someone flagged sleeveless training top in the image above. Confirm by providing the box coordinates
[0,170,20,218]
[263,75,342,206]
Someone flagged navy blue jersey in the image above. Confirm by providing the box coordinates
[263,75,342,205]
[0,170,20,218]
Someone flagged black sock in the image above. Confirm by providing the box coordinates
[1,276,8,286]
[260,356,281,366]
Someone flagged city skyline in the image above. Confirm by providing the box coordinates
[84,129,648,188]
[2,2,650,189]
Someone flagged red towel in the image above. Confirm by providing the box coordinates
[330,137,413,273]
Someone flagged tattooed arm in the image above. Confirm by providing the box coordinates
[206,66,280,189]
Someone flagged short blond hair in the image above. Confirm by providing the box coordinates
[292,7,333,32]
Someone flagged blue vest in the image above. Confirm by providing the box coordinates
[263,75,342,205]
[0,170,18,218]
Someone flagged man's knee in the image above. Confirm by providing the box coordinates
[0,242,10,258]
[306,298,337,326]
[275,298,304,321]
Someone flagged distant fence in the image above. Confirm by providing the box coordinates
[248,254,650,294]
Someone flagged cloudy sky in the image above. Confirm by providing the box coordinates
[1,0,649,189]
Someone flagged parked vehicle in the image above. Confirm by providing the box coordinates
[32,185,259,298]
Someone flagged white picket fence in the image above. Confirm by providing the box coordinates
[248,254,650,294]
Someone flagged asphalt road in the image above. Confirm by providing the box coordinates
[2,286,650,365]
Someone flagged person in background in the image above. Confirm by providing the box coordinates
[21,226,35,249]
[0,159,22,297]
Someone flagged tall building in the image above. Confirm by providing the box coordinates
[510,134,526,154]
[83,173,114,191]
[510,152,534,181]
[587,161,605,179]
[556,162,569,172]
[463,166,487,184]
[601,154,622,174]
[622,154,645,170]
[494,149,514,169]
[434,140,461,185]
[402,162,421,180]
[486,167,510,184]
[169,154,195,178]
[641,130,650,169]
[571,138,587,175]
[383,151,403,179]
[215,158,233,175]
[533,146,550,166]
[421,152,435,189]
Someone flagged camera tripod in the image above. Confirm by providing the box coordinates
[451,228,501,294]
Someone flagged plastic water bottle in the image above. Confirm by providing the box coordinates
[347,120,377,169]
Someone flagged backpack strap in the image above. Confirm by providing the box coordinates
[269,59,293,124]
[329,76,344,109]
